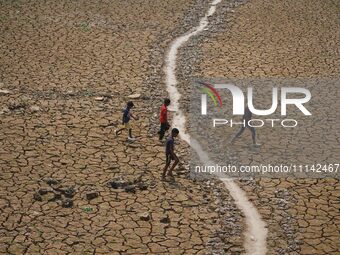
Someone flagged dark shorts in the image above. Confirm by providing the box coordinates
[161,122,170,130]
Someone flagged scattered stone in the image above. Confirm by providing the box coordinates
[62,199,73,208]
[66,90,75,96]
[44,178,59,186]
[94,96,104,101]
[98,92,112,98]
[128,93,141,99]
[160,214,170,224]
[138,182,148,191]
[86,192,99,200]
[63,187,76,198]
[8,103,26,111]
[30,105,40,112]
[38,188,49,195]
[124,185,136,193]
[0,89,10,95]
[56,186,76,198]
[109,179,128,189]
[139,212,151,221]
[33,192,42,201]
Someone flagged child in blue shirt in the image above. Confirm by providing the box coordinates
[162,128,179,180]
[115,101,137,141]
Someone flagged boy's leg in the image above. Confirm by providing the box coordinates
[115,127,125,136]
[249,126,260,146]
[162,155,171,179]
[249,127,256,144]
[159,123,166,140]
[231,126,245,144]
[127,128,136,141]
[124,122,135,140]
[167,155,179,177]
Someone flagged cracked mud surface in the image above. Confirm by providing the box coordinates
[1,0,339,254]
[0,0,244,254]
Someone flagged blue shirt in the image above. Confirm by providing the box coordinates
[122,107,131,124]
[166,136,174,155]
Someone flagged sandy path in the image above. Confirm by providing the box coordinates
[164,0,267,254]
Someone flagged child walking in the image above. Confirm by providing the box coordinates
[158,98,171,141]
[115,101,137,141]
[162,128,179,180]
[230,106,261,146]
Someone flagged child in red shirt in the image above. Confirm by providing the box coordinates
[158,98,171,141]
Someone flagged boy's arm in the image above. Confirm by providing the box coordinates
[170,143,176,157]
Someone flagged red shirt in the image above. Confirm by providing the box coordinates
[160,104,167,123]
